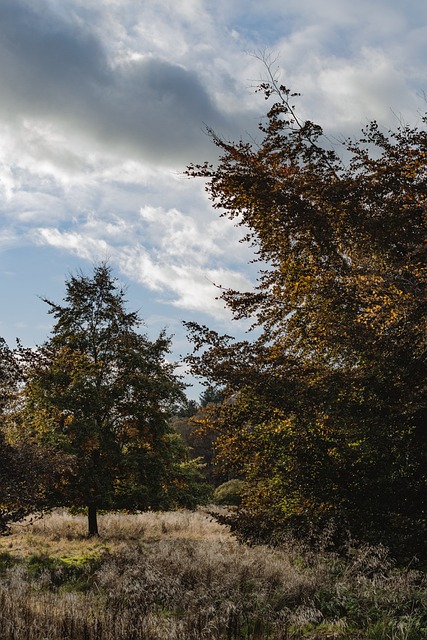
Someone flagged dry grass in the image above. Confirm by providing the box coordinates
[0,510,425,639]
[0,509,231,559]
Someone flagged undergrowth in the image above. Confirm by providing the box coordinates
[0,510,425,639]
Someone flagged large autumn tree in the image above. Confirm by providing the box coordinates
[185,79,426,560]
[22,263,186,535]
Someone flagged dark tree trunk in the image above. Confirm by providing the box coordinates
[88,503,99,536]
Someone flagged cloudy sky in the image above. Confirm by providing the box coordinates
[1,0,426,398]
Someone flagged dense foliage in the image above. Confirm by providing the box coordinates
[186,82,426,561]
[10,264,208,534]
[0,338,70,532]
[172,386,229,486]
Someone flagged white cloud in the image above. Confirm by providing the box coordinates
[1,0,423,197]
[120,244,253,320]
[252,0,427,135]
[33,228,111,262]
[316,48,408,126]
[32,198,255,320]
[139,206,226,263]
[0,229,18,248]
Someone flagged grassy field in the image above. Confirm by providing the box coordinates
[0,509,425,639]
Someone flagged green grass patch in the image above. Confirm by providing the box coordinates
[26,551,104,592]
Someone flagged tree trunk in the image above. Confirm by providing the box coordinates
[88,503,99,536]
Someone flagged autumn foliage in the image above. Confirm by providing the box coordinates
[0,338,71,532]
[186,82,426,560]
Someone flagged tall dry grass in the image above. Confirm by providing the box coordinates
[0,510,425,639]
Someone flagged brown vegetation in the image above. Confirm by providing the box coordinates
[0,510,425,639]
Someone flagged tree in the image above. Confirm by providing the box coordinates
[172,386,229,486]
[160,432,213,508]
[199,385,225,408]
[0,337,19,420]
[185,78,426,560]
[0,338,69,532]
[22,263,186,535]
[0,430,71,534]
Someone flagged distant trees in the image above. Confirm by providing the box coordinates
[186,81,426,560]
[172,386,230,487]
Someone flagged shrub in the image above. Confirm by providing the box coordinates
[213,479,244,506]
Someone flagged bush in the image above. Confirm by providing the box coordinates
[213,479,244,506]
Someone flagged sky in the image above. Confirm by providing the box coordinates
[1,0,426,399]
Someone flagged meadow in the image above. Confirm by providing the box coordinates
[0,509,425,639]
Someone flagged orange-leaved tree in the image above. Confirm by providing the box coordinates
[185,80,426,561]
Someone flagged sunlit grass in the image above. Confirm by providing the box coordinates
[0,510,425,639]
[0,508,231,559]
